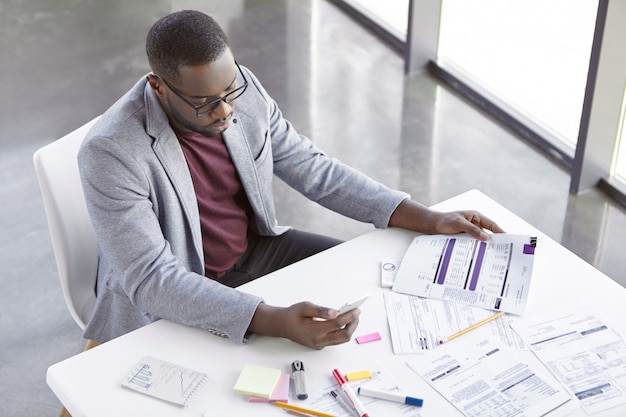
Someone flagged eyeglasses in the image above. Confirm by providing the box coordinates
[153,61,248,116]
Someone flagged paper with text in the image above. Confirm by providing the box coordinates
[512,313,626,415]
[392,234,536,315]
[384,291,525,354]
[407,332,571,417]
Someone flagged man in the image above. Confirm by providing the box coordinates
[78,10,503,350]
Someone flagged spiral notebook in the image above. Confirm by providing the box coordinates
[121,356,209,407]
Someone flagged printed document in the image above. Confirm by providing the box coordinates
[392,234,536,315]
[383,291,525,354]
[511,313,626,415]
[407,332,571,417]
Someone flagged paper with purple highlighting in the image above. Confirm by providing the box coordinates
[392,234,536,315]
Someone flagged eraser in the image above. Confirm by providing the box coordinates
[381,260,401,287]
[356,332,382,344]
[345,370,372,381]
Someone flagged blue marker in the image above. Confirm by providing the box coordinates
[357,386,423,407]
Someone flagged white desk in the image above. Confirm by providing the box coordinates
[47,190,626,417]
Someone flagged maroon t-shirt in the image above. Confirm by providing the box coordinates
[175,129,251,279]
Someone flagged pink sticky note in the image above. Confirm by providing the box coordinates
[356,332,381,344]
[249,373,290,402]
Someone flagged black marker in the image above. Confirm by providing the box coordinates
[291,360,308,400]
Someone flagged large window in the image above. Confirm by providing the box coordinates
[335,0,409,42]
[336,0,626,204]
[614,88,626,183]
[438,0,597,153]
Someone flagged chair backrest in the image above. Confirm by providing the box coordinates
[33,116,100,330]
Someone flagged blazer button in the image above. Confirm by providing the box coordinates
[233,118,238,123]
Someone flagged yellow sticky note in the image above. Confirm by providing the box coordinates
[233,364,282,398]
[346,370,372,381]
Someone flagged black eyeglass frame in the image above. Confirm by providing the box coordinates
[152,60,248,116]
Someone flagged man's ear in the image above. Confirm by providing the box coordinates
[147,74,165,97]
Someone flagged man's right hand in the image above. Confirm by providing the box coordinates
[248,302,360,350]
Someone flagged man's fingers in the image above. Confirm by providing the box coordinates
[323,313,360,346]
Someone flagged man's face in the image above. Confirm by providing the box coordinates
[152,49,240,138]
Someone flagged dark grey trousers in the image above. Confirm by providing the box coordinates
[219,229,343,288]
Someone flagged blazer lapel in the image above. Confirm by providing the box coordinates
[223,112,264,220]
[145,84,203,267]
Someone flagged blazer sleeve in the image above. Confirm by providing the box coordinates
[78,123,262,343]
[243,68,409,229]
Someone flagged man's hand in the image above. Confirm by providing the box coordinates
[431,210,505,241]
[389,199,504,240]
[248,302,360,350]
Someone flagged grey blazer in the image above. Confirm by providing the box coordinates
[78,67,408,343]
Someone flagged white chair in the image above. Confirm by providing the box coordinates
[33,117,100,330]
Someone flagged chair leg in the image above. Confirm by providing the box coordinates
[57,339,101,417]
[83,339,101,350]
[58,407,72,417]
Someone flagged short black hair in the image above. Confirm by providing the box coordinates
[146,10,230,82]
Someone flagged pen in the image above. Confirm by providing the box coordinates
[330,390,357,416]
[439,311,505,344]
[357,386,423,406]
[273,401,337,417]
[332,369,369,417]
[291,360,308,400]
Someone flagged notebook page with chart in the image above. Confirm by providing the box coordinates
[121,356,208,407]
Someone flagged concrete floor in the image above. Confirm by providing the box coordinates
[1,1,625,416]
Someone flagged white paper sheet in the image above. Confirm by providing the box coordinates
[407,332,571,417]
[383,291,525,354]
[511,313,626,415]
[392,234,536,315]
